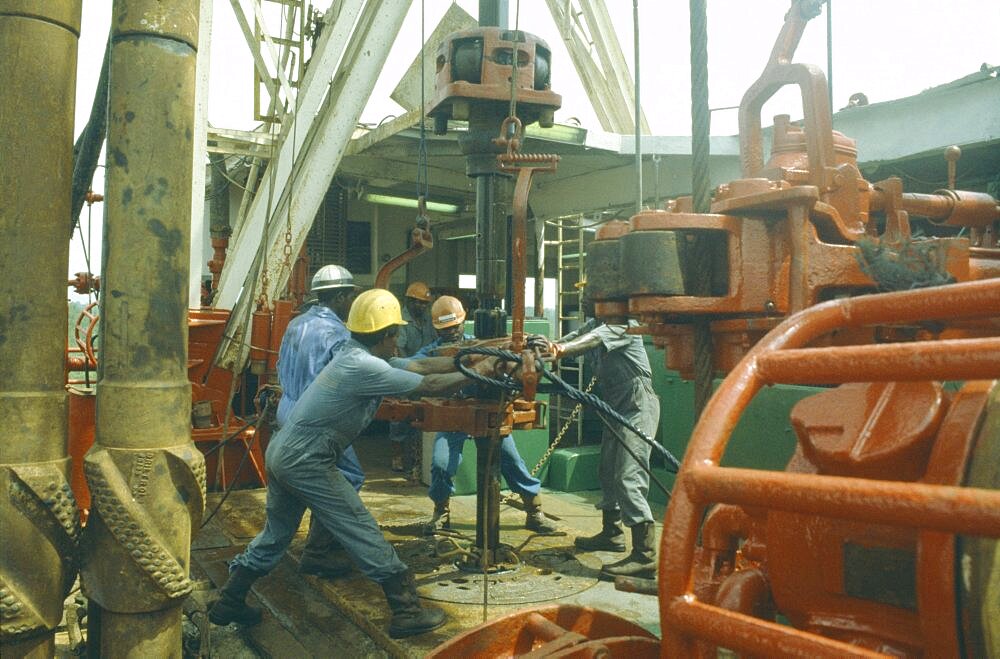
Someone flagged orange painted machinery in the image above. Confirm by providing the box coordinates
[428,1,1000,656]
[430,280,1000,659]
[65,301,295,517]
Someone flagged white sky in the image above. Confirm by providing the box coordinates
[69,0,1000,285]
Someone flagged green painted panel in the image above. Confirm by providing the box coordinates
[546,342,822,496]
[546,445,602,492]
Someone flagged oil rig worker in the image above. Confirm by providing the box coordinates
[210,289,499,638]
[413,296,558,536]
[389,281,438,473]
[545,296,661,580]
[275,264,364,580]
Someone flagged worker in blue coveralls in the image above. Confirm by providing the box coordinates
[545,292,661,580]
[273,264,364,580]
[415,296,557,536]
[209,289,501,638]
[389,281,438,473]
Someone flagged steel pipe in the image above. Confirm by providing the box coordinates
[757,337,1000,384]
[686,465,1000,536]
[81,2,206,656]
[0,2,82,655]
[665,599,886,658]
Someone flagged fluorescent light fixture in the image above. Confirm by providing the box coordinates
[363,193,460,214]
[458,274,476,289]
[525,122,587,144]
[444,232,476,241]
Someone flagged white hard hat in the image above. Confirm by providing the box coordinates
[311,264,357,293]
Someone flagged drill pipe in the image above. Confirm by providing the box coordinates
[80,2,206,656]
[0,2,82,655]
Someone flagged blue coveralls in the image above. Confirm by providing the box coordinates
[412,336,543,504]
[276,305,364,491]
[232,340,423,581]
[389,305,438,447]
[562,319,660,527]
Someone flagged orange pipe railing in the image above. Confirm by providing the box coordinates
[659,278,1000,658]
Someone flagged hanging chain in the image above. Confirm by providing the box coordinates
[279,7,297,280]
[498,375,597,509]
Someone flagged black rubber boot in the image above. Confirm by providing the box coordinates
[380,570,446,639]
[208,565,265,626]
[422,499,450,535]
[574,510,626,552]
[600,521,656,580]
[522,494,558,533]
[300,517,353,578]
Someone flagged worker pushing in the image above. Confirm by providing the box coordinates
[210,289,500,638]
[545,292,662,580]
[409,295,558,535]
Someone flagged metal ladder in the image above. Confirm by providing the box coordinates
[248,0,308,124]
[545,215,588,445]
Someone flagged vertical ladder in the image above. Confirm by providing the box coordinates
[252,0,308,124]
[546,215,587,445]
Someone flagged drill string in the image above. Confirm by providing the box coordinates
[453,347,682,474]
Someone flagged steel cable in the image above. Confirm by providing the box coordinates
[453,347,681,473]
[689,0,715,419]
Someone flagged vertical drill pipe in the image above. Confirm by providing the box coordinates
[479,0,509,29]
[474,436,502,559]
[82,2,206,656]
[0,3,82,655]
[475,175,508,323]
[689,0,715,417]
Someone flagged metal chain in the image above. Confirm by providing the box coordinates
[528,375,596,478]
[498,375,597,508]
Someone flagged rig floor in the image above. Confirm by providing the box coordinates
[60,436,664,657]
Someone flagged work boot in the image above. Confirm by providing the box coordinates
[380,570,446,639]
[522,494,558,534]
[422,499,450,535]
[391,441,405,472]
[574,510,626,552]
[208,565,265,626]
[300,518,353,579]
[600,521,656,580]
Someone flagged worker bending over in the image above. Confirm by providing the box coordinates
[415,296,557,536]
[210,290,497,638]
[275,264,363,580]
[546,298,661,580]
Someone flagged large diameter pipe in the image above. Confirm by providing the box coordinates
[81,2,206,656]
[0,2,82,656]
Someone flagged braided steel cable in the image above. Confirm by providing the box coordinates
[689,0,716,419]
[453,347,681,472]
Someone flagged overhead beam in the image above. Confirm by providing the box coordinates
[215,0,413,370]
[217,0,367,306]
[339,154,472,192]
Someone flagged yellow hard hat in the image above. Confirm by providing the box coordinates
[345,289,408,333]
[405,281,433,302]
[430,295,467,329]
